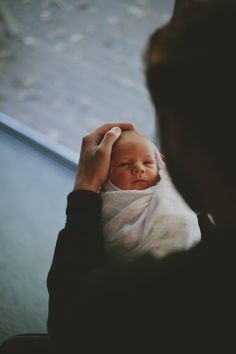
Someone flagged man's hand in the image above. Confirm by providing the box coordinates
[73,123,135,193]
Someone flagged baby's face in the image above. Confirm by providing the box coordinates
[108,133,159,190]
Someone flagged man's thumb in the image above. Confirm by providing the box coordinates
[109,126,121,137]
[104,126,121,143]
[99,126,121,152]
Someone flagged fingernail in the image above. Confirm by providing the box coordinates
[110,127,121,135]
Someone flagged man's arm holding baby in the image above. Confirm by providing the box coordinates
[47,123,136,347]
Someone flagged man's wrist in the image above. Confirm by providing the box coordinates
[66,189,102,229]
[73,181,100,193]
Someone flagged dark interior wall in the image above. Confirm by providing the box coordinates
[0,126,75,345]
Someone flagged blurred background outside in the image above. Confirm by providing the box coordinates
[0,0,174,153]
[1,0,177,345]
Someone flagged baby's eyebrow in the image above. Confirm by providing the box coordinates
[143,155,156,160]
[144,155,155,158]
[113,156,157,163]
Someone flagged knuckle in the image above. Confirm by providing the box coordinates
[82,134,89,145]
[106,130,116,139]
[96,146,106,157]
[102,123,111,130]
[101,123,117,133]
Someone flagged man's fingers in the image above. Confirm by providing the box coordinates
[98,126,122,151]
[90,122,134,143]
[108,126,122,137]
[95,122,134,135]
[81,122,134,151]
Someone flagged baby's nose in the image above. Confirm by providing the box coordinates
[132,163,144,174]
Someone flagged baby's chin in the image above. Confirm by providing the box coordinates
[131,185,148,190]
[117,181,153,190]
[130,182,151,190]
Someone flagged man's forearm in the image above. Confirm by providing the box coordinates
[47,190,106,342]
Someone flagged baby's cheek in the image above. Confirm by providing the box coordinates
[108,166,115,180]
[110,171,130,190]
[152,168,160,183]
[108,169,120,186]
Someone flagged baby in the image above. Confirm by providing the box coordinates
[108,130,160,191]
[101,130,201,260]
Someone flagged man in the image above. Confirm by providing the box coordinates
[47,1,236,352]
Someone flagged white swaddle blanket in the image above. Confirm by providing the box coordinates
[101,147,201,260]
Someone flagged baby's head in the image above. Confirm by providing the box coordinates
[108,130,160,190]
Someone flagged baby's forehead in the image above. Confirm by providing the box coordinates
[118,130,149,144]
[112,131,155,155]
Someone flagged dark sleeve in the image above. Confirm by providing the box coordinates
[47,189,170,352]
[47,190,107,345]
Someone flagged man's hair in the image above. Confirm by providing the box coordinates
[145,0,236,177]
